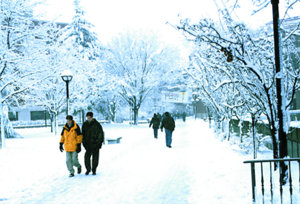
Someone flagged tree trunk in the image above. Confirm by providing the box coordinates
[133,106,139,125]
[50,115,53,133]
[226,119,231,141]
[194,103,197,119]
[112,110,116,122]
[251,114,257,159]
[239,119,243,144]
[112,104,116,122]
[0,102,5,148]
[109,103,116,122]
[0,103,20,148]
[270,121,279,171]
[55,114,58,136]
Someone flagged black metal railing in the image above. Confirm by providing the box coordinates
[244,158,300,203]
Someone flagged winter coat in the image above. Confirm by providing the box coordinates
[160,115,175,131]
[149,116,160,129]
[60,121,82,152]
[82,119,104,150]
[157,113,162,122]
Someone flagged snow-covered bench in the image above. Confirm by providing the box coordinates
[105,136,122,144]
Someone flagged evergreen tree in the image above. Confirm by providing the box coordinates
[58,0,104,117]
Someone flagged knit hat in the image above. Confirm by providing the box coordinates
[66,115,73,120]
[86,112,93,117]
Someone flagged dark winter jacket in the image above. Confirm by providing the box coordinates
[160,113,175,131]
[149,116,160,129]
[82,119,104,150]
[157,113,162,122]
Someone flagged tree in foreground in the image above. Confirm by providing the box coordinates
[0,0,52,147]
[176,4,299,165]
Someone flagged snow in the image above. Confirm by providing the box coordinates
[0,118,295,203]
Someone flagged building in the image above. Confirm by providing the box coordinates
[282,16,300,119]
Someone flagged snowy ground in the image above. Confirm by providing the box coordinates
[0,118,297,203]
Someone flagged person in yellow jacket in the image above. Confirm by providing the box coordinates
[60,115,83,177]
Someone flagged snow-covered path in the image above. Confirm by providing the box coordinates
[0,120,251,203]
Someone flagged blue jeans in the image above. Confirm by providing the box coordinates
[153,128,158,138]
[165,129,173,147]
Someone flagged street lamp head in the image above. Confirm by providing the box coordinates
[61,69,73,82]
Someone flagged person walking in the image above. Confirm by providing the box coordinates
[59,115,82,177]
[160,112,175,148]
[82,112,104,175]
[149,113,160,139]
[182,112,186,122]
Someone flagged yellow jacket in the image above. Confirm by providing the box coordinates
[60,121,82,152]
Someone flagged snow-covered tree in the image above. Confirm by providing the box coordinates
[103,31,182,124]
[57,0,104,117]
[0,0,52,147]
[28,0,105,134]
[176,10,299,160]
[22,21,70,135]
[249,0,299,19]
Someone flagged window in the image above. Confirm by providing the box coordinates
[8,112,18,121]
[294,35,300,53]
[296,35,300,48]
[30,111,50,121]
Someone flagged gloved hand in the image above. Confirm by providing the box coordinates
[59,143,64,152]
[76,143,81,153]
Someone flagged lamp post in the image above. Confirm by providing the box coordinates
[61,70,73,116]
[271,0,288,183]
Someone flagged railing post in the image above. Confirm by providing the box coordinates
[245,158,300,203]
[288,161,293,204]
[261,162,265,203]
[270,162,274,203]
[251,162,256,202]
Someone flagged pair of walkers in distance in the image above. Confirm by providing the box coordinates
[59,112,104,177]
[149,112,175,148]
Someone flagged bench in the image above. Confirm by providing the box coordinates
[105,137,122,144]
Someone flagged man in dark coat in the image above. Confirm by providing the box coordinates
[160,112,175,148]
[149,113,160,139]
[82,112,104,175]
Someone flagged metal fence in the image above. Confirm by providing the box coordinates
[244,158,300,203]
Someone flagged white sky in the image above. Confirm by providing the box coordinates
[34,0,218,44]
[34,0,298,44]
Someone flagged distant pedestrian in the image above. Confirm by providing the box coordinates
[149,113,160,139]
[82,112,104,175]
[182,112,186,122]
[59,115,82,177]
[160,112,175,148]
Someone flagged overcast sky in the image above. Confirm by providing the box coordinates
[34,0,298,44]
